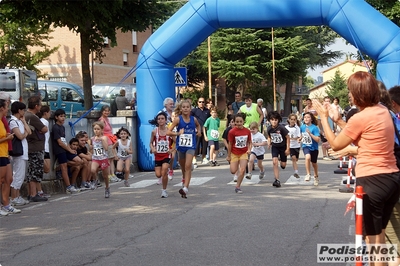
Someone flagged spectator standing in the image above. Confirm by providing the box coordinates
[257,98,267,133]
[160,97,175,123]
[232,91,245,115]
[25,96,49,202]
[9,101,31,206]
[38,105,51,198]
[191,97,210,165]
[115,89,130,111]
[238,94,263,128]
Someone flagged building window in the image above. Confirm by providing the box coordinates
[104,37,110,48]
[132,31,137,52]
[49,77,67,82]
[123,53,128,66]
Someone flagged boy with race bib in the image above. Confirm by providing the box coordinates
[203,107,220,166]
[266,111,290,188]
[167,100,201,198]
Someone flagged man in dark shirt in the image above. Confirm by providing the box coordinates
[231,91,245,115]
[190,97,210,165]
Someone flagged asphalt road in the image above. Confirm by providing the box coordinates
[0,153,356,266]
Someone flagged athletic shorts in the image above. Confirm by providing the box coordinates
[231,153,248,162]
[356,172,400,236]
[177,149,195,160]
[208,140,219,150]
[271,146,287,162]
[155,158,170,167]
[303,147,319,163]
[290,148,300,159]
[250,152,264,160]
[92,159,110,170]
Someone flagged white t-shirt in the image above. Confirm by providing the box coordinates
[9,115,28,160]
[250,131,267,156]
[40,118,50,153]
[285,124,301,149]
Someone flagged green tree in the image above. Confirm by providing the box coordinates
[0,7,58,72]
[2,0,172,109]
[325,69,348,107]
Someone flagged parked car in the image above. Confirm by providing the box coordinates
[38,80,108,118]
[92,83,136,104]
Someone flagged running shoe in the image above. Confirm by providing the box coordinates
[259,172,264,179]
[294,173,300,179]
[272,179,281,187]
[235,187,243,194]
[323,156,332,161]
[168,169,174,180]
[314,176,319,186]
[202,158,209,165]
[90,181,97,190]
[161,190,168,198]
[11,197,28,206]
[179,188,187,198]
[80,182,91,191]
[1,205,21,214]
[66,185,78,194]
[233,175,238,182]
[156,178,162,185]
[304,174,311,182]
[0,209,8,216]
[124,180,130,187]
[245,173,252,180]
[214,161,220,166]
[38,191,51,198]
[105,187,110,198]
[30,194,48,202]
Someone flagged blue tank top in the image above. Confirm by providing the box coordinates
[176,115,196,152]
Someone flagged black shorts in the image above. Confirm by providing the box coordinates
[155,158,170,167]
[250,152,264,160]
[0,157,9,167]
[271,146,287,162]
[303,147,319,163]
[44,152,50,159]
[290,148,300,159]
[356,172,400,236]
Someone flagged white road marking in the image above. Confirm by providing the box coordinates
[173,177,215,186]
[284,175,313,186]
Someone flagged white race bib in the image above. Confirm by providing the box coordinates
[93,147,105,156]
[302,132,312,145]
[234,135,248,148]
[179,134,193,147]
[210,129,219,139]
[270,133,283,143]
[61,137,67,145]
[157,140,169,153]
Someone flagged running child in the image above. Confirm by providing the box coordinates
[246,121,268,180]
[285,113,301,179]
[113,127,133,187]
[299,112,320,186]
[203,107,220,166]
[150,112,175,198]
[90,121,111,198]
[227,113,252,194]
[266,111,290,188]
[167,100,201,198]
[222,118,237,181]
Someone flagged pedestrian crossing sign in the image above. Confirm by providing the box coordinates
[174,67,187,86]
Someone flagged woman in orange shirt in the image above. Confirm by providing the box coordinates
[313,71,400,248]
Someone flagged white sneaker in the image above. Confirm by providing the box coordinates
[161,190,168,198]
[192,158,197,165]
[304,174,311,182]
[12,196,29,206]
[109,176,120,183]
[314,176,319,186]
[233,175,238,182]
[245,173,252,180]
[183,187,189,194]
[0,209,9,216]
[156,178,162,185]
[202,158,209,165]
[1,205,21,214]
[66,185,78,194]
[168,169,174,180]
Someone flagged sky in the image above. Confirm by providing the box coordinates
[307,38,359,80]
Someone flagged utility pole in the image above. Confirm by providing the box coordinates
[208,36,212,99]
[272,28,277,111]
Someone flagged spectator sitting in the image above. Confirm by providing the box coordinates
[66,138,85,189]
[75,132,92,190]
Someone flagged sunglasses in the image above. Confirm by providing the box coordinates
[198,101,204,103]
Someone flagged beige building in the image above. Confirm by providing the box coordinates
[308,59,370,99]
[34,27,152,86]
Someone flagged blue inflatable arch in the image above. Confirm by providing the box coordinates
[136,0,400,170]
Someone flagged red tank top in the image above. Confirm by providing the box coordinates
[153,128,172,161]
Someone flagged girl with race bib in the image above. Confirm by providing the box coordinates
[266,111,290,188]
[285,113,302,179]
[227,113,252,194]
[203,107,220,166]
[113,127,133,187]
[299,112,320,186]
[150,112,175,198]
[90,121,110,198]
[167,100,201,198]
